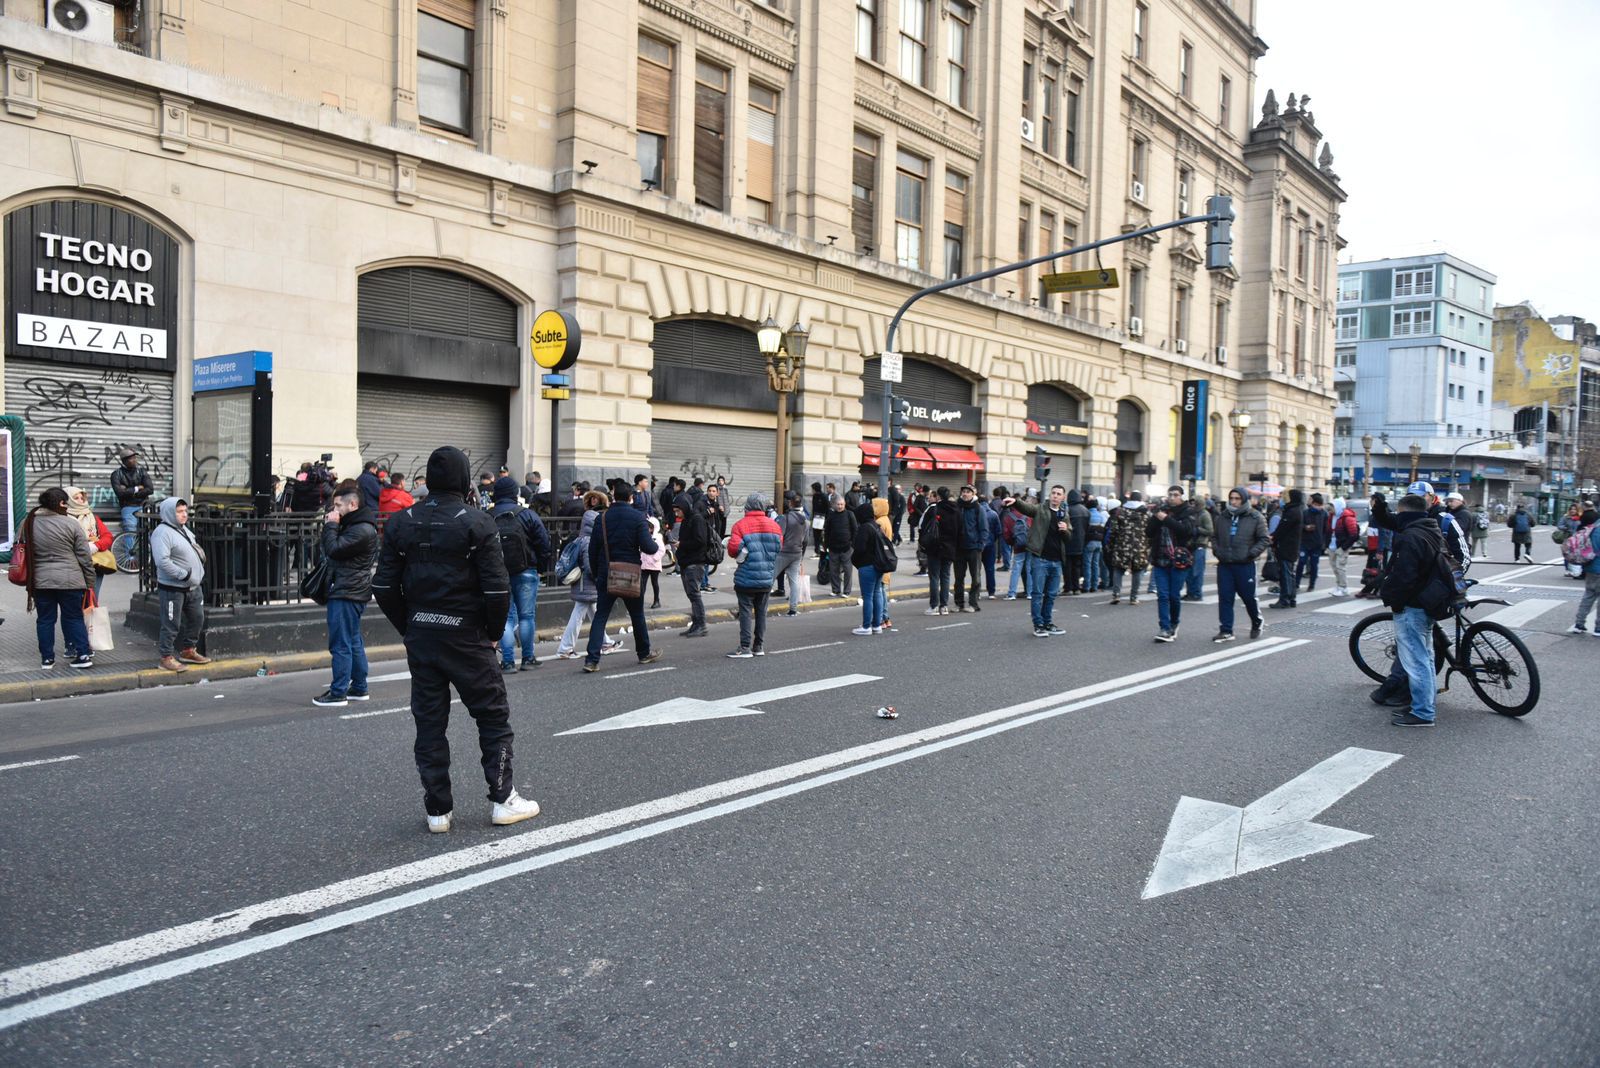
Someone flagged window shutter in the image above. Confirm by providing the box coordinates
[694,83,727,208]
[852,150,876,245]
[638,58,671,134]
[419,0,475,28]
[944,182,965,228]
[747,104,775,202]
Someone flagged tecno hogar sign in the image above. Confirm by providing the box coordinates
[5,200,179,372]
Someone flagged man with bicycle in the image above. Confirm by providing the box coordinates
[110,448,154,533]
[1376,493,1452,727]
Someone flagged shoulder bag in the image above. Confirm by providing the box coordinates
[301,552,333,605]
[601,511,644,598]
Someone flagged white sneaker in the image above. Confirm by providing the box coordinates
[491,790,541,826]
[1568,624,1588,635]
[924,607,941,616]
[1331,587,1348,597]
[871,626,883,634]
[426,811,453,834]
[600,640,625,655]
[852,626,874,636]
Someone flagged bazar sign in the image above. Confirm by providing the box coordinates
[15,313,166,360]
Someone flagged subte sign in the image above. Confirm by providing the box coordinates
[531,308,581,371]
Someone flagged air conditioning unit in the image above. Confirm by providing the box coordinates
[1131,180,1146,202]
[1175,339,1188,354]
[1020,116,1036,142]
[1215,345,1228,364]
[46,0,117,45]
[1128,316,1144,337]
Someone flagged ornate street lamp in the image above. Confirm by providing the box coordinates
[758,316,809,507]
[1408,440,1422,486]
[1229,408,1251,488]
[1360,433,1374,497]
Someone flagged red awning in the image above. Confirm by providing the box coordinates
[924,446,984,471]
[860,442,935,470]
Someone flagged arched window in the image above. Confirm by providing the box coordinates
[1027,383,1087,428]
[650,319,774,412]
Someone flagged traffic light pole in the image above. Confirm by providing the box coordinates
[875,202,1233,500]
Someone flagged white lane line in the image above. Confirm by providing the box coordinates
[0,755,81,774]
[0,638,1304,1013]
[1486,562,1553,585]
[1476,599,1564,629]
[926,622,972,630]
[1475,581,1583,592]
[339,699,459,721]
[768,641,844,655]
[604,666,677,680]
[1314,599,1382,616]
[366,670,411,684]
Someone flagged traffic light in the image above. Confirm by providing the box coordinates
[1205,195,1234,271]
[889,396,911,442]
[890,444,909,474]
[1033,445,1051,482]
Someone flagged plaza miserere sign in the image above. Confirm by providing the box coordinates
[5,200,180,372]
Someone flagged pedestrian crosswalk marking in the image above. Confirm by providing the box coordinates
[1315,599,1378,616]
[1476,599,1563,629]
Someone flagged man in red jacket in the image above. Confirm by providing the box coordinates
[378,472,415,518]
[1329,498,1361,596]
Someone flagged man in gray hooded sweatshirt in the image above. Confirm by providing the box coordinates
[149,497,211,672]
[1210,487,1270,642]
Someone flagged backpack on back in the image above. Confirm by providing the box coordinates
[919,507,944,552]
[494,510,533,574]
[1563,524,1597,565]
[1512,511,1531,535]
[1010,511,1031,549]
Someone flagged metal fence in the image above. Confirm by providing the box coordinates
[134,506,582,610]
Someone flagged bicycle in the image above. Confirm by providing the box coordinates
[1347,581,1540,717]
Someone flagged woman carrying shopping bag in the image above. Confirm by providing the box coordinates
[65,485,115,597]
[20,488,97,669]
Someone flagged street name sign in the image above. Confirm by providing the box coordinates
[1040,268,1119,294]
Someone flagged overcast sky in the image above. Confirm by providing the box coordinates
[1254,0,1600,319]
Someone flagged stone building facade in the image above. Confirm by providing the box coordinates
[0,0,1343,511]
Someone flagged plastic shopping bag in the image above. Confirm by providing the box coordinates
[796,573,812,604]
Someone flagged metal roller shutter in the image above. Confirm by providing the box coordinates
[5,360,174,516]
[356,374,508,485]
[648,420,774,503]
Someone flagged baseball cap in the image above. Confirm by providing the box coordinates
[1407,481,1435,497]
[1444,491,1465,503]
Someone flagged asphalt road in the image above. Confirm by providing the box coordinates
[1,531,1595,1066]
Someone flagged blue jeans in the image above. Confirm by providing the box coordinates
[1184,548,1207,598]
[999,541,1014,569]
[586,589,651,664]
[326,598,368,696]
[1083,543,1103,591]
[499,569,540,665]
[1296,549,1322,591]
[1216,562,1261,634]
[120,504,139,533]
[1008,550,1030,596]
[34,588,89,661]
[1391,606,1438,721]
[982,543,997,594]
[928,559,952,608]
[859,564,885,628]
[1153,565,1186,632]
[1028,556,1061,628]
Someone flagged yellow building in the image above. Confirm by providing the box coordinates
[0,0,1343,508]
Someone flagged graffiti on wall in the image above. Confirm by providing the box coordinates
[676,453,737,485]
[12,370,173,511]
[356,444,501,487]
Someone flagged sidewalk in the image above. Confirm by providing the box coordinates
[0,539,995,703]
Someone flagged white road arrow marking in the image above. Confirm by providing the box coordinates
[1142,746,1401,899]
[556,674,882,735]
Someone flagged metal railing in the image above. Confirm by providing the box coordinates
[134,506,582,609]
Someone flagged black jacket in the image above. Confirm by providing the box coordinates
[1145,501,1197,564]
[1301,505,1328,555]
[674,495,714,566]
[557,494,586,518]
[926,500,963,560]
[373,446,509,639]
[111,463,154,507]
[1064,491,1089,556]
[822,508,858,551]
[852,513,889,568]
[588,502,659,585]
[1380,510,1444,610]
[1273,493,1305,560]
[321,505,379,602]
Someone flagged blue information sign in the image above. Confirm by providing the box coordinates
[193,350,272,393]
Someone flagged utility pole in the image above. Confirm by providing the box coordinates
[875,198,1236,499]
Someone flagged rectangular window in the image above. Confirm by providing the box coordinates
[944,171,967,279]
[856,0,879,60]
[1336,348,1355,367]
[1040,61,1058,155]
[1279,205,1292,269]
[1021,47,1036,125]
[1295,214,1310,278]
[1218,74,1231,132]
[894,149,927,270]
[1173,284,1190,346]
[747,84,778,223]
[1478,284,1487,309]
[1392,305,1434,336]
[693,60,729,210]
[1176,165,1192,215]
[1477,390,1485,404]
[1479,356,1486,371]
[1337,312,1358,341]
[1065,79,1082,167]
[417,6,474,134]
[1060,219,1079,313]
[946,0,972,108]
[1037,212,1055,304]
[1130,137,1148,196]
[900,0,930,88]
[1338,274,1361,302]
[851,130,878,252]
[1448,272,1458,299]
[1213,300,1229,356]
[1017,203,1031,297]
[1179,41,1193,98]
[636,35,673,191]
[1336,382,1355,404]
[1393,267,1435,297]
[1133,2,1148,62]
[1127,266,1145,324]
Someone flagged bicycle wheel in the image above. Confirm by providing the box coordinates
[1460,621,1540,717]
[1348,611,1398,682]
[112,531,140,574]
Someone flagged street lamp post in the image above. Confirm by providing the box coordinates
[757,316,809,508]
[1360,433,1373,498]
[1228,408,1251,488]
[1408,441,1422,486]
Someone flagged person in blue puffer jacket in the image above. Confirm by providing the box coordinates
[726,493,783,658]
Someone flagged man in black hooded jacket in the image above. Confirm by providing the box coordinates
[373,445,540,833]
[1269,489,1305,608]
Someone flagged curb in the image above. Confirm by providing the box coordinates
[0,590,932,705]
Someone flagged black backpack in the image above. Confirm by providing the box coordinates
[494,510,533,574]
[919,507,944,552]
[1416,544,1466,620]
